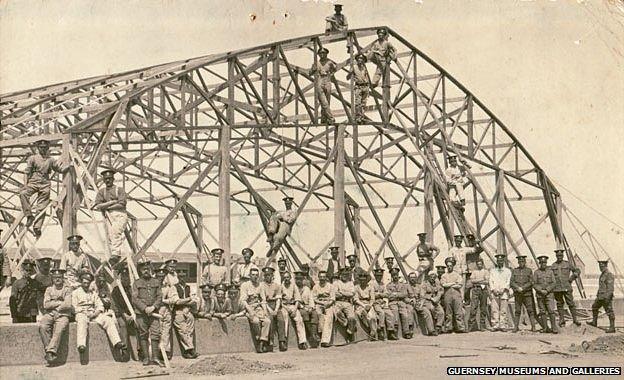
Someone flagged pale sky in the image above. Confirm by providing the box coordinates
[1,0,623,271]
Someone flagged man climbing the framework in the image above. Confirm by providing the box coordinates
[587,259,615,333]
[309,48,337,124]
[267,197,298,257]
[445,155,469,209]
[366,28,397,89]
[550,248,582,327]
[20,139,70,238]
[347,53,371,123]
[325,3,348,33]
[93,169,128,261]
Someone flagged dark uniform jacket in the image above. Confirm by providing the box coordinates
[132,277,163,314]
[550,260,579,292]
[10,276,39,319]
[597,270,615,300]
[510,267,534,294]
[533,269,556,296]
[33,272,52,313]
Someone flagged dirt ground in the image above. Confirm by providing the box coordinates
[1,326,622,380]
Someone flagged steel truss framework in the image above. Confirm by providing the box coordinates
[0,26,597,295]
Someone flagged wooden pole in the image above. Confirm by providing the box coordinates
[220,59,234,282]
[334,123,346,264]
[496,170,506,256]
[61,134,76,248]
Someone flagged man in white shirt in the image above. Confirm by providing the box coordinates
[202,248,228,287]
[488,254,512,331]
[445,155,469,208]
[233,248,258,284]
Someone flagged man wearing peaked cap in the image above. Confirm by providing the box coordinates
[346,254,365,281]
[510,255,537,332]
[354,268,378,341]
[365,27,396,88]
[309,46,336,124]
[347,51,371,122]
[325,246,341,282]
[387,266,414,339]
[10,258,39,323]
[60,234,90,289]
[202,248,227,287]
[227,282,246,320]
[449,234,479,278]
[280,271,308,350]
[312,270,336,347]
[416,232,440,273]
[333,266,358,343]
[39,267,72,366]
[325,3,348,33]
[587,259,616,333]
[93,167,128,261]
[488,253,512,332]
[212,283,232,321]
[195,283,214,320]
[132,256,164,366]
[550,248,581,327]
[441,256,465,333]
[266,197,297,257]
[20,137,70,237]
[371,268,394,340]
[533,255,559,334]
[234,248,258,284]
[239,267,271,352]
[445,154,469,209]
[261,265,288,351]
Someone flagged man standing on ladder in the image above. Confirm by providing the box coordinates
[20,139,69,238]
[266,197,297,258]
[93,169,128,261]
[445,155,469,210]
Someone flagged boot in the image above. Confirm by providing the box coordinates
[512,314,520,333]
[378,329,386,341]
[529,315,536,332]
[139,340,150,365]
[536,315,547,332]
[571,308,581,326]
[549,315,559,334]
[278,341,287,352]
[558,309,566,327]
[151,341,164,367]
[586,309,598,327]
[606,316,616,333]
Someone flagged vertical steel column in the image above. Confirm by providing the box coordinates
[496,170,506,255]
[334,124,346,264]
[220,59,233,281]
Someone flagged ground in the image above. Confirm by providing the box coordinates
[1,326,622,380]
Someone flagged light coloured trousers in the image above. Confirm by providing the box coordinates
[76,312,121,349]
[107,210,128,257]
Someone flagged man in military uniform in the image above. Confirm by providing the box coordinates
[325,246,341,282]
[93,169,128,260]
[212,284,232,320]
[550,248,581,327]
[366,28,397,88]
[347,53,370,122]
[34,257,53,314]
[382,256,395,284]
[441,257,465,333]
[309,48,337,124]
[132,261,164,366]
[155,267,173,360]
[280,271,308,350]
[407,272,437,336]
[445,155,469,208]
[72,272,127,357]
[10,259,39,323]
[386,267,413,338]
[202,248,228,287]
[240,268,271,353]
[510,255,537,332]
[312,270,335,348]
[587,260,615,333]
[39,268,72,366]
[228,283,247,320]
[267,197,297,257]
[20,139,69,237]
[59,235,90,289]
[295,271,319,347]
[333,268,358,343]
[533,255,559,334]
[489,253,511,332]
[261,266,287,351]
[372,268,394,340]
[168,258,198,359]
[467,258,488,331]
[325,3,348,33]
[346,254,365,280]
[233,248,258,284]
[448,235,480,279]
[354,271,377,341]
[196,283,214,319]
[422,271,445,335]
[109,263,134,362]
[416,232,440,274]
[436,265,447,281]
[274,257,290,284]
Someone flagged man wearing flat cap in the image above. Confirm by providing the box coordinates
[550,248,581,327]
[309,48,337,124]
[347,53,371,122]
[267,197,298,258]
[20,138,69,237]
[587,259,615,333]
[365,28,397,88]
[202,248,228,287]
[533,255,558,333]
[59,234,91,289]
[441,257,465,333]
[132,261,164,366]
[488,253,512,332]
[72,271,127,358]
[93,169,128,261]
[10,259,39,323]
[325,3,348,33]
[39,268,72,366]
[510,255,537,332]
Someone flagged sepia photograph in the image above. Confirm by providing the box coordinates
[0,0,623,378]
